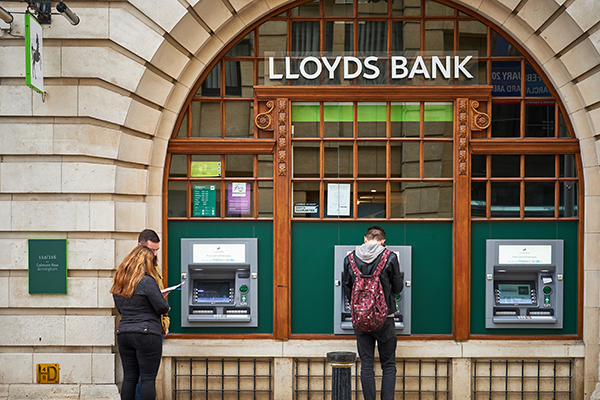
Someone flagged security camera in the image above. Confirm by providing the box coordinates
[56,2,79,26]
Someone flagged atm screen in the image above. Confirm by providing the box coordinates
[193,281,231,303]
[497,283,533,304]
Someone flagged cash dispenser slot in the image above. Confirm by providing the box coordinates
[485,240,563,330]
[181,238,258,328]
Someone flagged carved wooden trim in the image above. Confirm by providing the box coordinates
[458,99,469,176]
[470,100,491,131]
[255,100,275,131]
[277,99,288,176]
[272,97,291,339]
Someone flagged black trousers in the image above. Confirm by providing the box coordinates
[355,318,397,400]
[117,333,163,400]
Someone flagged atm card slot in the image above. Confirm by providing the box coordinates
[225,307,250,315]
[341,313,353,330]
[189,312,251,322]
[494,309,518,316]
[340,320,353,330]
[493,316,557,324]
[341,321,405,330]
[527,309,554,317]
[190,306,216,315]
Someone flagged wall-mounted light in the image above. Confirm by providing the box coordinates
[0,6,13,24]
[56,1,78,26]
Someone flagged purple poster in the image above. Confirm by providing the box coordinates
[228,183,251,214]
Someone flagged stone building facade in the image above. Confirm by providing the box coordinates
[1,0,600,399]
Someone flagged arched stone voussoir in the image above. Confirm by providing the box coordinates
[124,99,162,136]
[109,6,165,63]
[150,40,191,81]
[170,12,211,55]
[129,0,188,34]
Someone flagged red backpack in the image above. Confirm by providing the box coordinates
[348,249,390,332]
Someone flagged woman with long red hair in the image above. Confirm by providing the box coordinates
[111,245,170,400]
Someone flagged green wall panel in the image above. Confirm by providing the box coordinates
[291,222,453,335]
[167,221,273,334]
[470,221,578,335]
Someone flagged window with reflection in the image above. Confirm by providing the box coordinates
[291,100,453,219]
[168,0,579,224]
[167,154,273,219]
[471,154,578,219]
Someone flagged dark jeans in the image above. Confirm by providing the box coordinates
[118,333,163,400]
[355,318,397,400]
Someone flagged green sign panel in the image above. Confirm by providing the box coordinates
[28,239,67,294]
[193,185,217,217]
[25,13,44,95]
[191,162,221,177]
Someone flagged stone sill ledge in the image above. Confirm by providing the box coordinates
[163,338,585,359]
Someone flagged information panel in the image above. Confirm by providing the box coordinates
[193,184,216,216]
[28,239,67,294]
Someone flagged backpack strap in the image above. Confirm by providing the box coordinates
[372,249,391,278]
[348,249,390,277]
[348,252,361,277]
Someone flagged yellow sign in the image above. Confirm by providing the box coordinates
[37,364,59,384]
[191,161,221,177]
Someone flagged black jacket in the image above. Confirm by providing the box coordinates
[113,275,170,337]
[342,249,403,315]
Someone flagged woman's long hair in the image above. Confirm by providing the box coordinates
[110,245,160,298]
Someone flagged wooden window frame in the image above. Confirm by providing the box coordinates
[162,0,583,341]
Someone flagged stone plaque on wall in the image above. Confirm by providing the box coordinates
[28,239,67,294]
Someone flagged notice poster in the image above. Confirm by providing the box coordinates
[327,183,351,216]
[191,162,221,177]
[294,202,319,214]
[228,182,251,214]
[28,239,67,294]
[193,184,216,216]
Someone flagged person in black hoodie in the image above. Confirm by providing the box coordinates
[111,245,170,400]
[342,226,403,400]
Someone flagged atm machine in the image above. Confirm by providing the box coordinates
[485,239,564,329]
[333,246,412,335]
[180,238,258,328]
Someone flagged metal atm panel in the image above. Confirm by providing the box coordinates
[181,238,258,328]
[485,239,564,329]
[333,246,411,335]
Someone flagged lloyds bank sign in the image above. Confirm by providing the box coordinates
[266,53,477,84]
